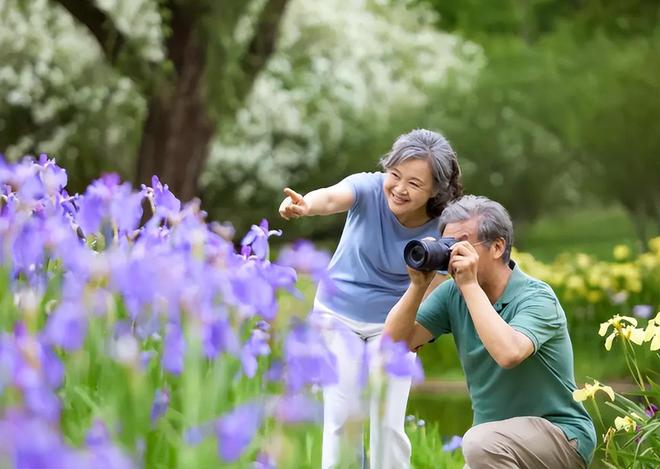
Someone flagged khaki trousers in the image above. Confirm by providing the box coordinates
[462,416,586,469]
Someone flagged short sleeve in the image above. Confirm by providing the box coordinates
[416,280,453,338]
[509,290,564,353]
[339,172,383,211]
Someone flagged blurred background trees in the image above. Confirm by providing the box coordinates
[1,0,659,252]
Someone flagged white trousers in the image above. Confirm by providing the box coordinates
[315,309,413,469]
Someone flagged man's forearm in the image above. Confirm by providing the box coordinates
[460,283,527,368]
[383,284,427,343]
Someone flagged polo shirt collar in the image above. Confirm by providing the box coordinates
[493,260,526,310]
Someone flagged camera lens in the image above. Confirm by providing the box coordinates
[410,245,426,264]
[404,238,457,272]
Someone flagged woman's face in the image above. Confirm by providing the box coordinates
[383,158,436,223]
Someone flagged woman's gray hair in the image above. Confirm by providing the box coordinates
[379,129,462,218]
[439,195,514,263]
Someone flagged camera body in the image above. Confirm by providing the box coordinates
[404,237,457,272]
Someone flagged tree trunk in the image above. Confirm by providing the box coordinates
[135,5,215,202]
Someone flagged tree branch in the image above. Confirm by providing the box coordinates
[49,0,162,90]
[240,0,290,89]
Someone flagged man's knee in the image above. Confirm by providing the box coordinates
[461,423,508,468]
[462,425,486,463]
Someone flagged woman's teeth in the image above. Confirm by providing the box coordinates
[392,193,407,204]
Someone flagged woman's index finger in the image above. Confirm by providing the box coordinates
[283,187,303,203]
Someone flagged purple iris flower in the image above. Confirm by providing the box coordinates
[89,444,137,469]
[216,403,262,462]
[16,166,46,204]
[284,322,338,392]
[77,180,110,236]
[442,435,463,452]
[44,301,88,351]
[140,351,156,370]
[380,336,424,383]
[646,403,658,418]
[260,262,297,292]
[38,157,68,196]
[86,419,111,447]
[231,262,278,320]
[84,419,138,469]
[184,422,215,446]
[0,411,76,468]
[41,346,64,389]
[241,219,282,260]
[265,360,284,382]
[253,451,276,469]
[240,329,271,378]
[24,386,61,422]
[632,304,654,320]
[10,325,63,391]
[162,323,186,375]
[150,389,170,425]
[202,317,239,359]
[148,175,181,216]
[110,188,144,236]
[77,174,143,237]
[273,394,322,424]
[110,256,162,319]
[12,220,46,272]
[277,240,331,282]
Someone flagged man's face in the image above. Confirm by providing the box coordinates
[442,217,493,280]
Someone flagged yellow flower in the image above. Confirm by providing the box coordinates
[576,253,591,269]
[613,244,631,261]
[599,315,645,351]
[620,325,646,347]
[586,290,602,304]
[614,416,636,432]
[639,253,658,270]
[614,412,643,432]
[599,315,637,336]
[572,381,615,402]
[644,313,660,351]
[648,237,660,255]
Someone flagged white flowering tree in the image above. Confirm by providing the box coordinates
[1,0,474,223]
[203,0,479,237]
[0,0,145,188]
[2,0,290,200]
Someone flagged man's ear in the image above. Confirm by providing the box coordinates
[491,238,506,260]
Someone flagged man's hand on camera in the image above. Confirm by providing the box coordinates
[448,241,479,288]
[279,187,309,220]
[406,265,436,289]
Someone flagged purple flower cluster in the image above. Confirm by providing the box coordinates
[0,155,423,466]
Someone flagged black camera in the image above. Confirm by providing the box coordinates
[404,237,457,272]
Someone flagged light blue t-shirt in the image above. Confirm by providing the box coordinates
[315,172,439,324]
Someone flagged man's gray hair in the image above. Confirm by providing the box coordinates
[379,129,462,218]
[439,195,514,263]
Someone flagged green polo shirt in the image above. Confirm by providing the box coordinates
[417,262,596,466]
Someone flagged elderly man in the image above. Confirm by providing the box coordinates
[384,195,596,468]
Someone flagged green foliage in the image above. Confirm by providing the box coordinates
[414,0,660,241]
[517,206,639,262]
